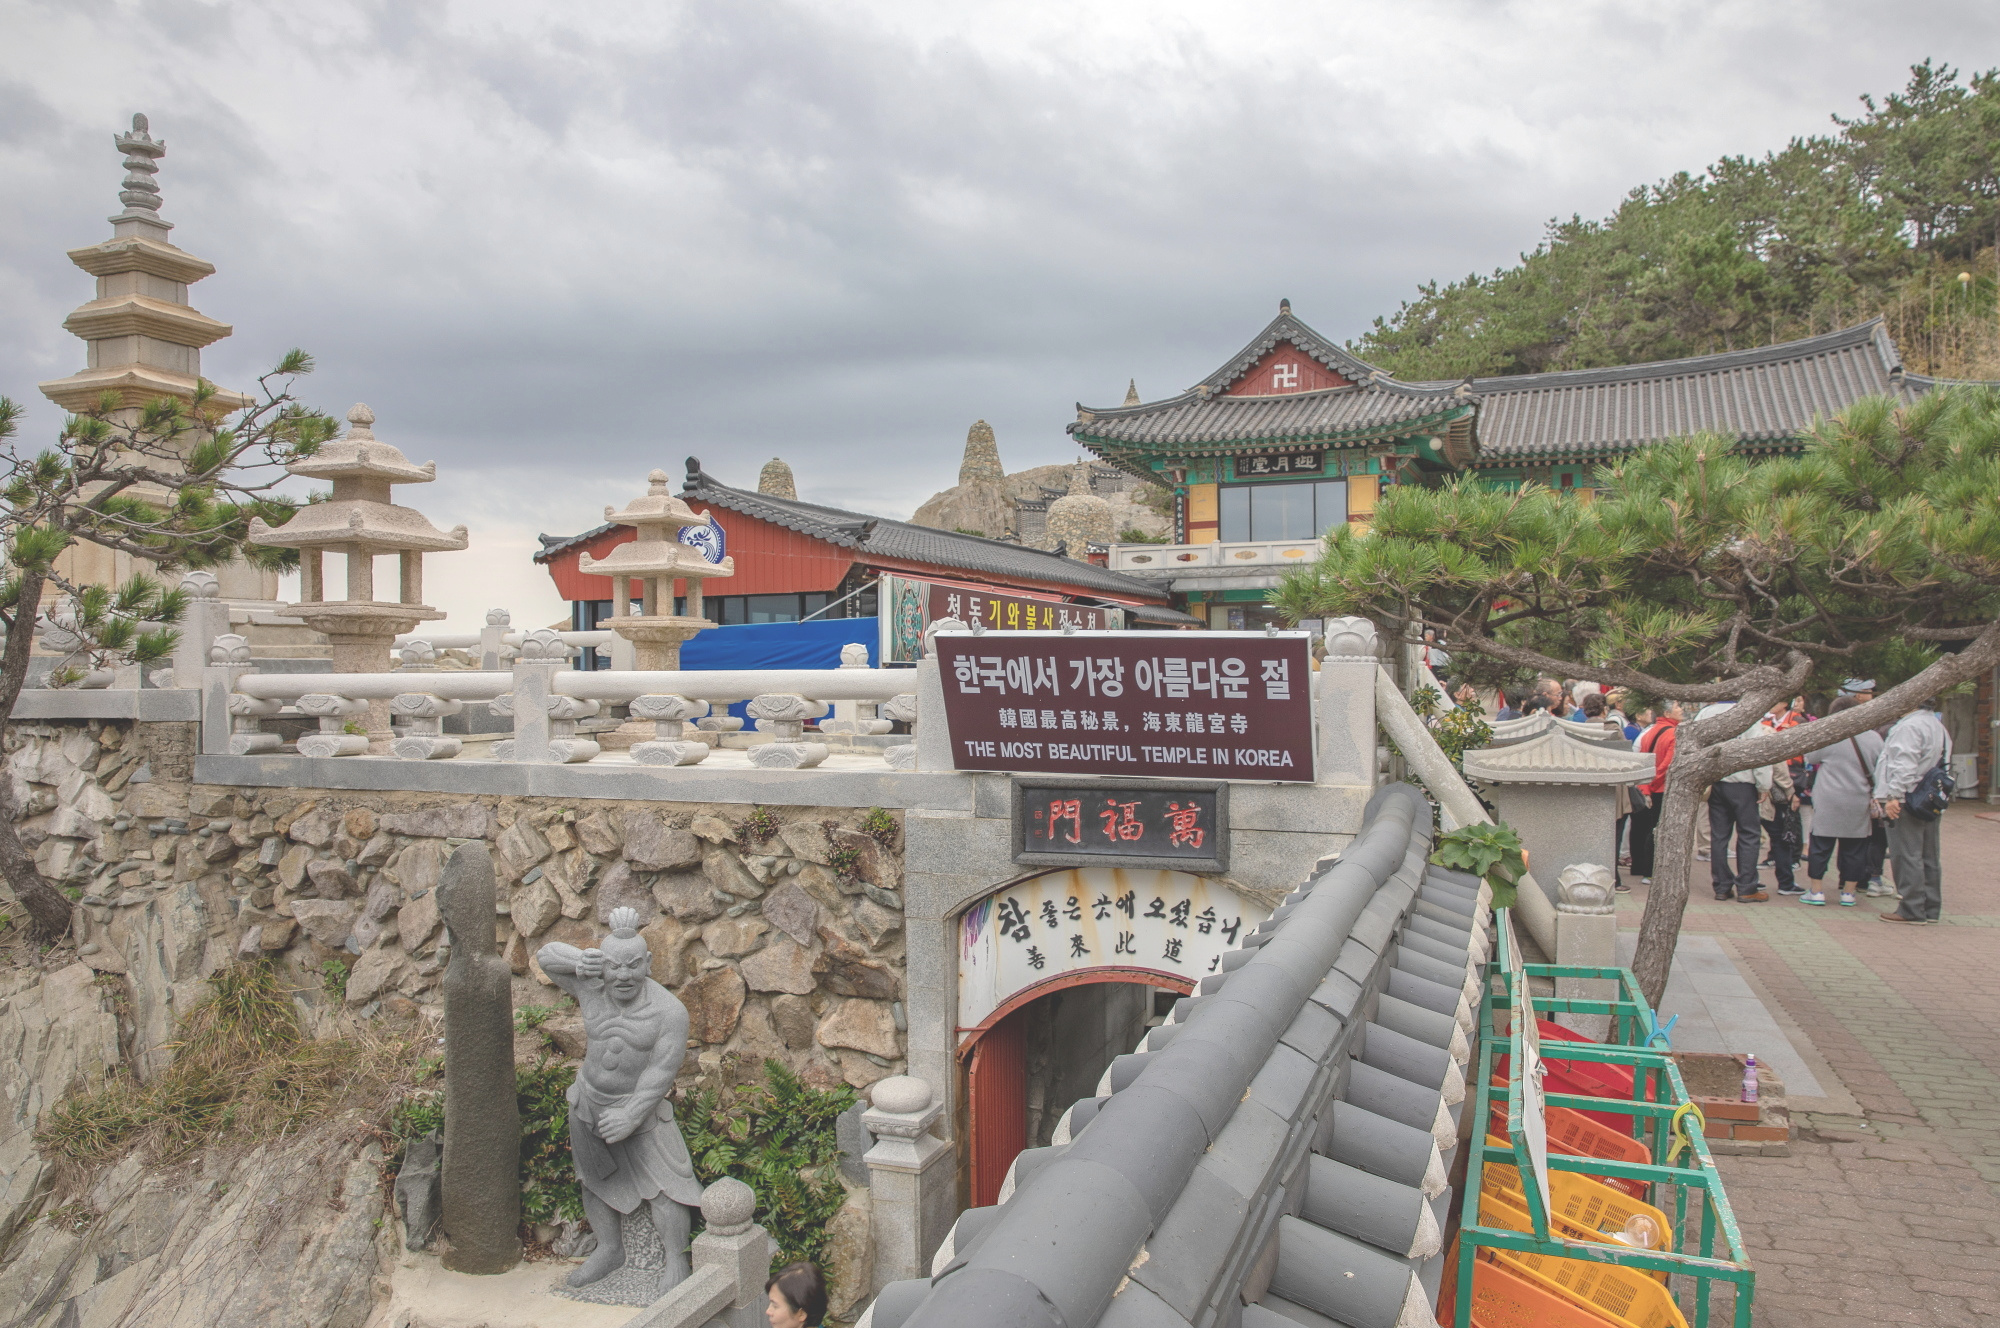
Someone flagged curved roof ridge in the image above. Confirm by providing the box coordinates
[1467,319,1893,392]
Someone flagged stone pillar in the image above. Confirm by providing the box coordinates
[1316,616,1379,788]
[863,1076,954,1290]
[1553,863,1618,1041]
[202,632,257,754]
[624,1178,773,1328]
[169,569,232,690]
[437,842,521,1273]
[503,629,568,763]
[479,608,510,671]
[913,618,964,772]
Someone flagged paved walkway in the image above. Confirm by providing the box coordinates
[1619,802,2000,1326]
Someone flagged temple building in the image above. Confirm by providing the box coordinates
[536,458,1193,666]
[1077,300,1981,629]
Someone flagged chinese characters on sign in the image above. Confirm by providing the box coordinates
[936,633,1316,781]
[1237,450,1322,477]
[955,867,1271,1032]
[1014,783,1224,871]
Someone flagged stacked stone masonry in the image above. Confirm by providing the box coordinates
[9,716,909,1097]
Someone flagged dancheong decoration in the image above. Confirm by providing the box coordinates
[932,631,1316,781]
[955,868,1271,1034]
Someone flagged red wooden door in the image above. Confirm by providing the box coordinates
[965,1007,1029,1209]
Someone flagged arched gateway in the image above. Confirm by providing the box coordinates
[953,867,1270,1206]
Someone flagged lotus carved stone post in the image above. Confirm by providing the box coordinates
[629,694,710,766]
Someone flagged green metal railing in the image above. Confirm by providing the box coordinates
[1449,913,1757,1328]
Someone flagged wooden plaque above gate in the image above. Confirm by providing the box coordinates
[1010,775,1229,874]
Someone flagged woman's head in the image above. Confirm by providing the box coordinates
[766,1263,828,1328]
[1580,692,1607,719]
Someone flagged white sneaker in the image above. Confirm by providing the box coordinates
[1839,892,1857,907]
[1800,891,1827,907]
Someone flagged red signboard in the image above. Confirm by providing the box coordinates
[933,632,1316,781]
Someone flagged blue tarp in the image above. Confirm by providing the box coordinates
[678,617,878,669]
[677,618,882,728]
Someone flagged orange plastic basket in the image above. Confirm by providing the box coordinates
[1490,1244,1689,1328]
[1477,1178,1670,1285]
[1489,1101,1650,1199]
[1467,1254,1635,1328]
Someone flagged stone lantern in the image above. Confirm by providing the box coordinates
[248,404,468,746]
[1459,716,1654,894]
[577,469,735,669]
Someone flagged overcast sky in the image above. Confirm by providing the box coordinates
[5,0,1999,628]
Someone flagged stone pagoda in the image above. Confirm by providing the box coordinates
[37,114,298,629]
[577,469,734,670]
[248,404,468,746]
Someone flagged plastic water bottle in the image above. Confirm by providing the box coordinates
[1742,1053,1759,1104]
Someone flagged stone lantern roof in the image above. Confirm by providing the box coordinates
[249,405,469,555]
[577,469,735,582]
[1460,724,1655,786]
[1483,712,1633,748]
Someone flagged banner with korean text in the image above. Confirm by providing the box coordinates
[955,867,1271,1034]
[932,631,1316,781]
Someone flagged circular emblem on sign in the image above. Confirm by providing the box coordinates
[678,516,727,565]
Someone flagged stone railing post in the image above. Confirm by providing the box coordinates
[397,638,439,671]
[630,694,710,765]
[478,608,511,671]
[1316,616,1379,788]
[204,632,262,753]
[912,617,963,772]
[881,692,917,770]
[863,1076,952,1291]
[295,693,370,757]
[1553,864,1618,1041]
[494,628,596,762]
[745,693,829,769]
[391,693,465,760]
[623,1178,770,1328]
[169,569,232,690]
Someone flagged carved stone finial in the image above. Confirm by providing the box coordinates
[838,642,870,668]
[179,569,220,600]
[485,608,510,627]
[209,632,253,665]
[647,468,669,493]
[346,403,376,434]
[1322,616,1378,658]
[112,113,166,217]
[516,627,571,660]
[1555,863,1618,915]
[699,1178,756,1236]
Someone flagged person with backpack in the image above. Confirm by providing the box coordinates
[1875,697,1953,924]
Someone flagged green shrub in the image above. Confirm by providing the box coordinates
[390,1059,583,1225]
[682,1061,856,1269]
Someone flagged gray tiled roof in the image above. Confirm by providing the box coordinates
[1070,310,1472,455]
[1073,313,1991,469]
[536,471,1171,603]
[538,459,1162,602]
[868,783,1488,1328]
[1460,320,1937,462]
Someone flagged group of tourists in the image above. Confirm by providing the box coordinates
[1453,672,1956,923]
[1623,681,1952,922]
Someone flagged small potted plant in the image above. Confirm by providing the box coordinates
[1432,821,1526,910]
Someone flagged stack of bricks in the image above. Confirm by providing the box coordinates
[1679,1051,1792,1157]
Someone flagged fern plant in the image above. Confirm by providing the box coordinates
[681,1060,856,1270]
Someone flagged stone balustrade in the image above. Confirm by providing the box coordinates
[215,627,924,771]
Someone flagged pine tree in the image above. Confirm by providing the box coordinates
[1273,388,2000,1007]
[0,359,334,938]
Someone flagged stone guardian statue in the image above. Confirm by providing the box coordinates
[538,906,704,1291]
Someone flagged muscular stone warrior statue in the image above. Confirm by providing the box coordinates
[538,906,704,1290]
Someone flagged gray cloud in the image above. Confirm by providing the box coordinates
[5,0,1999,625]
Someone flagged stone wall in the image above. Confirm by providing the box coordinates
[8,716,910,1099]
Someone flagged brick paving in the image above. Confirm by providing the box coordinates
[1619,803,2000,1326]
